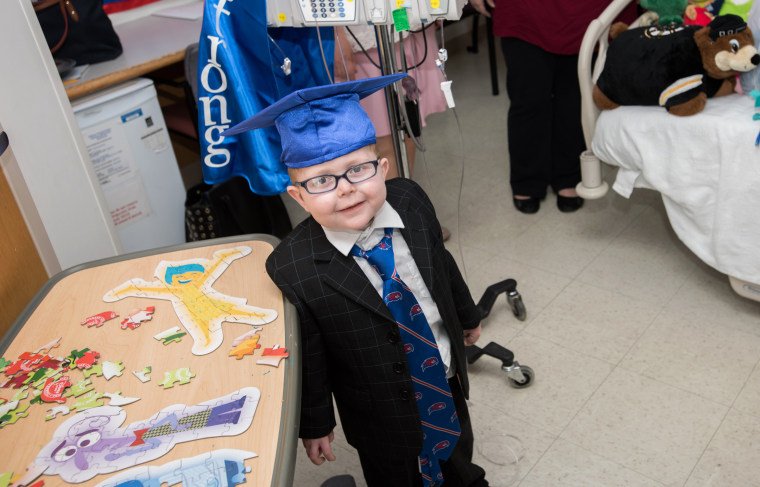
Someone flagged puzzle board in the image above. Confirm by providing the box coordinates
[0,236,297,487]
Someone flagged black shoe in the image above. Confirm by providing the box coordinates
[556,195,584,212]
[513,196,540,214]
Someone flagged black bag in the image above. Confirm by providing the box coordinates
[184,177,293,242]
[33,0,123,65]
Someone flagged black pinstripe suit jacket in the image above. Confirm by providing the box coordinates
[266,178,480,459]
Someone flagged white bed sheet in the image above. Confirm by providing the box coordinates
[591,94,760,283]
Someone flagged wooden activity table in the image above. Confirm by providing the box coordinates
[0,235,298,487]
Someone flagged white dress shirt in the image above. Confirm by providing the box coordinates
[323,202,454,378]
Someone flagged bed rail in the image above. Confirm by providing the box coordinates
[576,0,644,199]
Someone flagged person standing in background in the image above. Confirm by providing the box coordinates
[469,0,637,214]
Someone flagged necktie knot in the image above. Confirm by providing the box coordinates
[350,228,396,280]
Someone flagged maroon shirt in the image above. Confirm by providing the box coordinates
[492,0,638,55]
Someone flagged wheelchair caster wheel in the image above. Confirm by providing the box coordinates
[506,364,534,389]
[507,291,527,321]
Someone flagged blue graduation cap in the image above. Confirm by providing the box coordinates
[222,73,407,168]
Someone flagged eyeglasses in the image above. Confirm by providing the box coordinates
[294,160,379,194]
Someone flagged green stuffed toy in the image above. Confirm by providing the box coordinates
[719,0,754,20]
[641,0,689,24]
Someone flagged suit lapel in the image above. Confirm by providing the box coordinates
[324,256,393,321]
[395,195,436,293]
[308,219,394,321]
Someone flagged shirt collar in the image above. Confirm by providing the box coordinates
[323,201,404,256]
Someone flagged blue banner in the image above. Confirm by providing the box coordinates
[197,1,334,195]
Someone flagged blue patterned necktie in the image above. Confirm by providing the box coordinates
[351,228,460,486]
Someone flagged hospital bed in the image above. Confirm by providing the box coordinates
[576,0,760,303]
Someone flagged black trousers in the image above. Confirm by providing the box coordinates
[500,37,585,198]
[357,377,488,487]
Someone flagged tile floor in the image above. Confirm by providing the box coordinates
[288,21,760,487]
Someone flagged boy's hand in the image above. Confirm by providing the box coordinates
[302,431,337,465]
[463,324,482,346]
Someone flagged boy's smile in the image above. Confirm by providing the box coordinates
[287,146,389,231]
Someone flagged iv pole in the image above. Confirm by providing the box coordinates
[374,24,411,179]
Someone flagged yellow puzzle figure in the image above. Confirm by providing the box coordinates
[104,246,277,355]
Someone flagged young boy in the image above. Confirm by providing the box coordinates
[223,74,488,487]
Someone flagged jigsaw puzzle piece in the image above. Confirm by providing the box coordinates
[29,390,43,405]
[102,361,125,380]
[102,392,140,407]
[27,367,52,387]
[81,311,118,328]
[70,391,105,412]
[40,375,71,403]
[66,348,89,361]
[10,389,29,402]
[153,327,186,346]
[0,402,30,427]
[65,378,94,398]
[45,405,71,421]
[162,332,186,346]
[153,326,180,340]
[231,327,263,346]
[223,459,253,486]
[228,336,260,360]
[75,350,101,370]
[82,364,103,379]
[120,307,155,330]
[256,345,289,367]
[1,373,30,389]
[34,337,62,354]
[64,348,90,370]
[158,368,195,389]
[132,366,152,383]
[37,356,63,371]
[0,400,21,420]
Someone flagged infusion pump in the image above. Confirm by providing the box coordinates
[266,0,465,27]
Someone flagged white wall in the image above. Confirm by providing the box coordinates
[0,0,122,274]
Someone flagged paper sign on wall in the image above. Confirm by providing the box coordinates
[81,121,153,228]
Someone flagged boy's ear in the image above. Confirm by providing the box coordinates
[286,185,310,213]
[378,157,390,178]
